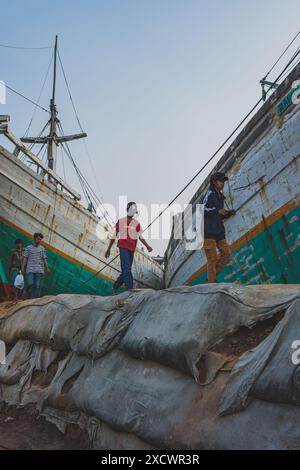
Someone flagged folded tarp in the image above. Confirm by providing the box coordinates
[219,298,300,415]
[1,284,299,383]
[0,284,299,449]
[120,284,300,382]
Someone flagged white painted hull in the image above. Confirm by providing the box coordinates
[0,144,163,294]
[165,65,300,287]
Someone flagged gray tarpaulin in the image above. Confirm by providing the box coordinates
[0,284,299,449]
[219,298,300,414]
[120,284,300,381]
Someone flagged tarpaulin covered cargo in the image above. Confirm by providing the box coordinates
[0,284,299,449]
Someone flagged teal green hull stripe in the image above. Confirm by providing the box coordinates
[190,205,300,285]
[1,204,299,295]
[0,259,8,285]
[0,219,114,296]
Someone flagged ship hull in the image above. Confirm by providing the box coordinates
[0,145,163,295]
[0,216,115,295]
[185,202,299,286]
[165,65,300,287]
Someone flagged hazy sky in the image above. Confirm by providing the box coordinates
[1,0,300,254]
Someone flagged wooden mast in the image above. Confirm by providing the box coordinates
[47,35,58,171]
[21,35,87,178]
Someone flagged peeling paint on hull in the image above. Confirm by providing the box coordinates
[0,146,163,296]
[165,64,300,287]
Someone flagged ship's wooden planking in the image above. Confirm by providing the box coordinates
[0,144,163,295]
[165,64,300,287]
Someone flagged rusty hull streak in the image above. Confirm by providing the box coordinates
[258,176,269,206]
[43,204,51,223]
[57,195,63,211]
[77,233,84,244]
[165,64,300,288]
[38,182,46,193]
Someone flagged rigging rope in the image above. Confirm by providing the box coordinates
[262,30,300,80]
[72,44,300,291]
[280,48,300,79]
[61,141,91,203]
[23,51,54,138]
[5,84,50,113]
[60,145,67,182]
[0,43,52,50]
[57,49,115,225]
[81,139,111,216]
[8,36,299,291]
[58,122,115,226]
[57,49,85,133]
[57,127,157,289]
[19,120,50,162]
[142,46,300,234]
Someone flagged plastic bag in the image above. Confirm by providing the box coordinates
[14,273,24,290]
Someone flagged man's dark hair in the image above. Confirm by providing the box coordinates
[33,232,44,240]
[127,201,137,212]
[210,172,228,183]
[15,238,24,245]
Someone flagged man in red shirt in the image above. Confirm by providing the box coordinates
[105,202,153,293]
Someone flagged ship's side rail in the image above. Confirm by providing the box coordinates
[0,118,81,201]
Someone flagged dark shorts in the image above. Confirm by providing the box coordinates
[204,232,226,242]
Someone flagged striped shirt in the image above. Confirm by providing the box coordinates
[24,244,47,274]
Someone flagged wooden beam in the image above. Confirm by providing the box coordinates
[21,136,48,144]
[57,132,87,143]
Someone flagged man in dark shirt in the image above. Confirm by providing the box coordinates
[201,172,236,283]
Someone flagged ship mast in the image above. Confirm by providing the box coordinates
[21,35,87,176]
[48,35,58,171]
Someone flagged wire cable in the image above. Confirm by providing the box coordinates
[74,43,300,291]
[56,143,156,288]
[143,46,300,233]
[262,30,300,80]
[19,120,50,162]
[56,49,114,226]
[56,126,157,289]
[81,140,113,219]
[278,49,300,82]
[23,51,54,137]
[61,145,67,182]
[58,121,115,226]
[0,43,52,50]
[5,84,50,113]
[57,48,84,132]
